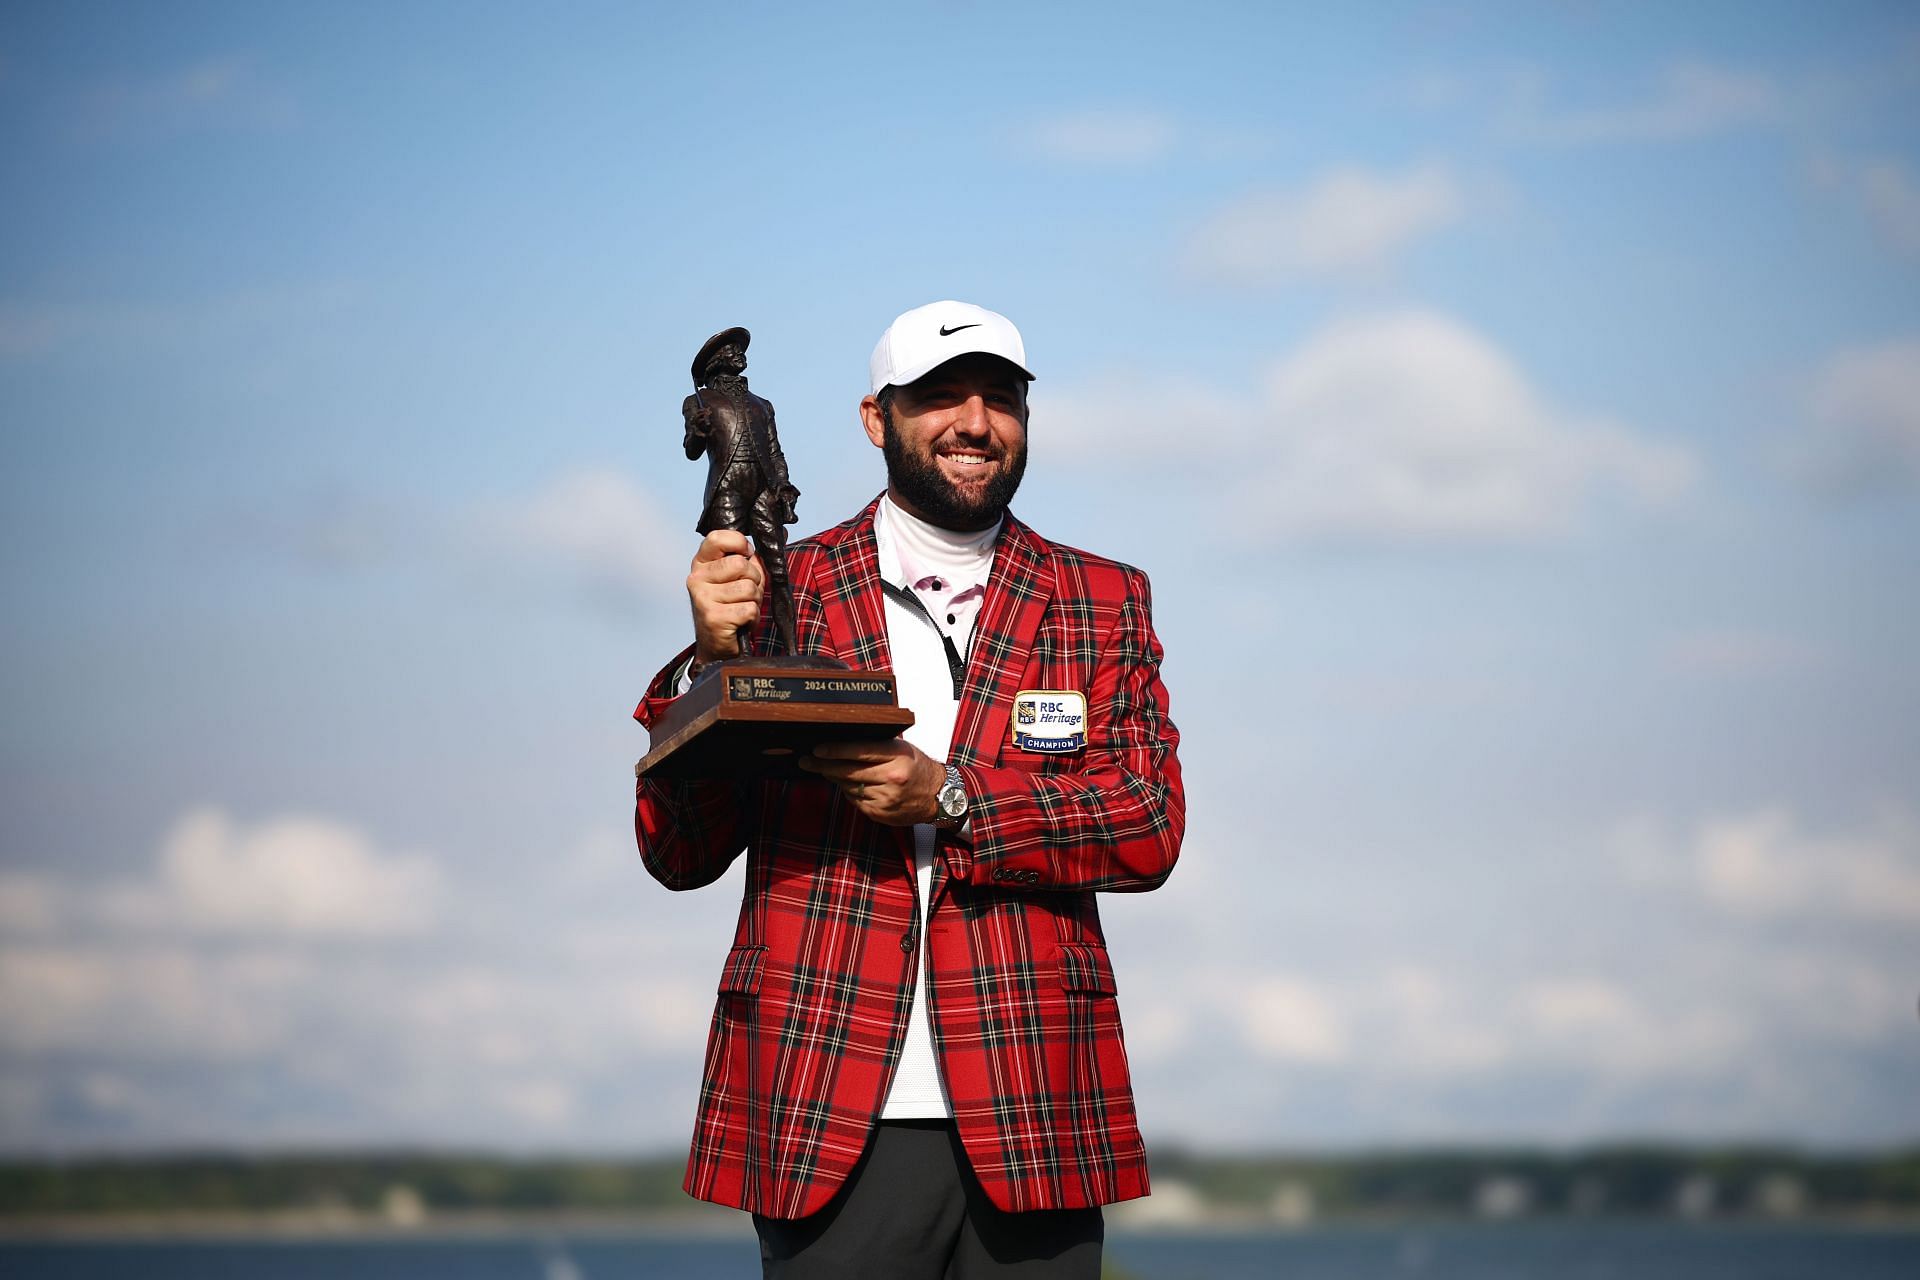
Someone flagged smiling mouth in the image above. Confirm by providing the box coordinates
[938,451,995,469]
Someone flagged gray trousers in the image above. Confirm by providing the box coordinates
[753,1120,1104,1279]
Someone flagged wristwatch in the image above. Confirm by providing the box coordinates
[933,763,968,827]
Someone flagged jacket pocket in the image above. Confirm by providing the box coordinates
[717,943,767,996]
[1055,942,1117,996]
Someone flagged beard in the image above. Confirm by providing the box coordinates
[881,404,1028,531]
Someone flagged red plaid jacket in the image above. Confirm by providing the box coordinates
[633,497,1184,1218]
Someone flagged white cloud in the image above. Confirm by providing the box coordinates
[66,56,297,142]
[1307,672,1516,716]
[1855,159,1920,256]
[496,1078,577,1127]
[1369,967,1512,1074]
[0,813,730,1150]
[1694,809,1920,923]
[1520,977,1636,1036]
[205,464,684,612]
[1115,998,1194,1064]
[1818,155,1920,258]
[0,944,301,1060]
[1384,968,1744,1083]
[1028,108,1177,166]
[0,304,70,358]
[1253,311,1690,538]
[1798,337,1920,493]
[1517,978,1746,1078]
[1505,62,1777,145]
[95,807,441,938]
[1760,951,1905,1043]
[0,283,364,364]
[1185,164,1464,283]
[0,874,59,934]
[476,466,684,592]
[9,797,1920,1149]
[1049,309,1692,543]
[1614,806,1920,925]
[1660,628,1812,677]
[1163,933,1881,1134]
[1239,976,1348,1063]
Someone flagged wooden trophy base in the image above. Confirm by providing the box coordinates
[635,657,915,780]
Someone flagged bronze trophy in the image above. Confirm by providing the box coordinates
[635,326,913,779]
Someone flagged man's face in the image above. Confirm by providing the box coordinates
[706,345,746,378]
[860,353,1029,532]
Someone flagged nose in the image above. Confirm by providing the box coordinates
[952,394,992,439]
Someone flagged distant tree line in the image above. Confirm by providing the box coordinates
[1,1147,1916,1220]
[0,1154,691,1217]
[1147,1146,1920,1218]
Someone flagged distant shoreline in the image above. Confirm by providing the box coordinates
[0,1207,748,1241]
[5,1206,1920,1242]
[8,1147,1917,1235]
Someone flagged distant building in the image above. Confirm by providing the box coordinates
[1110,1178,1207,1227]
[1753,1173,1808,1218]
[382,1183,428,1227]
[1474,1175,1533,1220]
[1674,1174,1717,1219]
[1568,1175,1609,1215]
[1269,1180,1317,1227]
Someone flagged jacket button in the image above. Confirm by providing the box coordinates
[900,931,916,953]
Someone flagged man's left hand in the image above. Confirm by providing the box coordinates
[799,739,944,827]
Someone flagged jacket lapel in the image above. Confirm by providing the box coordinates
[950,512,1053,769]
[809,497,891,671]
[806,497,917,868]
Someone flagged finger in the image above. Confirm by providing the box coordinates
[796,754,856,779]
[693,530,753,563]
[807,741,907,768]
[697,577,763,605]
[713,555,766,595]
[693,579,760,612]
[806,741,874,761]
[709,602,759,630]
[797,758,890,788]
[698,605,759,644]
[692,553,760,585]
[799,752,871,778]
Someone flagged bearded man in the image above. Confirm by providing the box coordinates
[633,300,1185,1279]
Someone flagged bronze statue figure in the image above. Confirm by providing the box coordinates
[682,326,800,654]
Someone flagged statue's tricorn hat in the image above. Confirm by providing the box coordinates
[692,326,751,382]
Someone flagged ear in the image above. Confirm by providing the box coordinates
[858,395,887,449]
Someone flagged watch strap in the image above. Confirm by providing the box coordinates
[935,763,967,826]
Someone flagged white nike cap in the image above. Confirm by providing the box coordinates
[868,300,1036,395]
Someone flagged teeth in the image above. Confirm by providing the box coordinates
[941,454,990,467]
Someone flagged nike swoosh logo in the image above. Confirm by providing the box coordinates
[939,323,981,337]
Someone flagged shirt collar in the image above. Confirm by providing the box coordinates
[875,494,1001,591]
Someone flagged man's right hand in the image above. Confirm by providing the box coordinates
[687,529,765,666]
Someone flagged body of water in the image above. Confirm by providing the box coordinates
[3,1222,1918,1278]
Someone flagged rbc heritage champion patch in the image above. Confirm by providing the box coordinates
[1010,690,1087,753]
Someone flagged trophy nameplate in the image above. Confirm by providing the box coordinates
[636,657,915,780]
[636,325,913,780]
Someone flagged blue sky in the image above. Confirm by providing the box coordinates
[2,1,1918,1154]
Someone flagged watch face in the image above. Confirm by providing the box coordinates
[939,785,966,818]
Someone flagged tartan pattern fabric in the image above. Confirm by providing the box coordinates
[633,496,1184,1218]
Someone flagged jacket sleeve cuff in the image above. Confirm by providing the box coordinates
[633,643,700,728]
